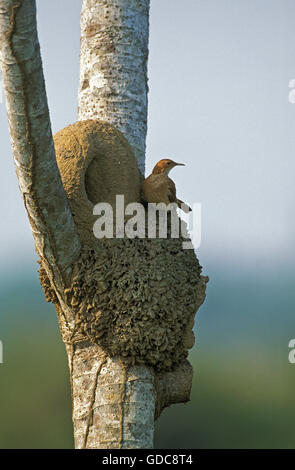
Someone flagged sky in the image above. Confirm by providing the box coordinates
[1,0,295,277]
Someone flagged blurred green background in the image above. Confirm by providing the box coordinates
[1,263,295,448]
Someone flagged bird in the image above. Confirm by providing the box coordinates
[141,158,192,212]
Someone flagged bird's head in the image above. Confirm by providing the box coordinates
[152,158,185,176]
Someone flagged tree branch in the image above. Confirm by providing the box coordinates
[0,0,80,282]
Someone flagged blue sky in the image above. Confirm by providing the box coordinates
[1,0,295,276]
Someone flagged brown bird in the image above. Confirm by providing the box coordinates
[142,158,192,212]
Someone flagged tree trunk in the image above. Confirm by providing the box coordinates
[79,0,149,175]
[73,0,155,449]
[67,342,155,448]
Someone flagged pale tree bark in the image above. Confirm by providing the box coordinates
[79,0,149,174]
[73,0,155,449]
[68,343,155,448]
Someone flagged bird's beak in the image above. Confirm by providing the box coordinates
[175,162,185,166]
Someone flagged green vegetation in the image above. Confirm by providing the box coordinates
[1,267,295,448]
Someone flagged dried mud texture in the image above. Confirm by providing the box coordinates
[39,119,208,372]
[38,260,58,304]
[53,119,142,246]
[68,236,207,371]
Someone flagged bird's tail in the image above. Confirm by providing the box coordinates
[177,199,192,213]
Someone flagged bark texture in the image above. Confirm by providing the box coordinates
[78,0,150,175]
[67,342,155,449]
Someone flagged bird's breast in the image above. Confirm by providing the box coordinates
[142,174,170,204]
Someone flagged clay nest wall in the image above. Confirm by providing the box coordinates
[39,119,208,372]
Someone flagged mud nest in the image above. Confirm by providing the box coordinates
[39,237,206,371]
[39,119,208,372]
[53,119,142,246]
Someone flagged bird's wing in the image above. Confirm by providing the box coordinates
[168,178,192,212]
[167,178,177,203]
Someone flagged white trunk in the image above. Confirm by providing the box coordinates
[75,0,154,449]
[67,342,155,449]
[78,0,150,175]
